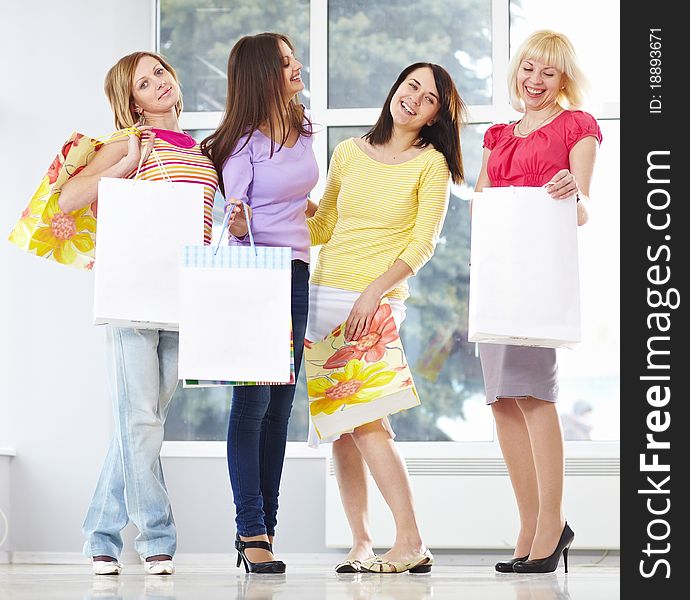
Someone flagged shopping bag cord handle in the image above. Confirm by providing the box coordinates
[133,147,171,182]
[214,202,256,256]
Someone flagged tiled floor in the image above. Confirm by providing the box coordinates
[0,554,619,599]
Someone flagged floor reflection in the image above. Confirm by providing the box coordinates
[2,562,618,600]
[503,572,572,600]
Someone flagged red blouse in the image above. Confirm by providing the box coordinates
[484,110,603,187]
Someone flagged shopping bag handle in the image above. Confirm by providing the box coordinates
[133,147,172,182]
[97,128,172,183]
[214,201,256,257]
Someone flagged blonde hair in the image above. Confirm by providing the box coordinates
[104,51,183,130]
[507,30,588,112]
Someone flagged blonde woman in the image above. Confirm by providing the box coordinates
[60,51,218,575]
[474,30,601,574]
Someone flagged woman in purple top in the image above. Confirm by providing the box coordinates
[201,33,317,574]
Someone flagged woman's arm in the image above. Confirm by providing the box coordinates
[345,154,450,341]
[58,130,154,213]
[543,136,598,226]
[307,145,343,246]
[475,148,492,193]
[569,136,598,226]
[471,148,493,218]
[395,154,450,275]
[221,141,254,238]
[344,259,413,341]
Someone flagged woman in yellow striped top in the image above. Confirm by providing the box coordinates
[305,62,465,574]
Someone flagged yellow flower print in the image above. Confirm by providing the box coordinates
[308,359,396,416]
[28,192,96,265]
[7,176,53,247]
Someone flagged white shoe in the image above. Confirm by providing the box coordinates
[144,559,175,575]
[92,559,123,575]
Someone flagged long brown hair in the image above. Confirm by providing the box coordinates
[201,33,312,194]
[364,62,466,184]
[104,51,183,130]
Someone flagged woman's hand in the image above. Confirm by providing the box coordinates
[544,169,579,200]
[122,126,155,174]
[226,199,253,237]
[344,288,382,342]
[305,198,318,218]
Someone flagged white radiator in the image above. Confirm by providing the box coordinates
[325,453,619,550]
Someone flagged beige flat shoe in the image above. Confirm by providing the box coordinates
[335,554,378,573]
[360,549,433,574]
[335,559,361,573]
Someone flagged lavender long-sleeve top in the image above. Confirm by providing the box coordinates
[221,118,318,263]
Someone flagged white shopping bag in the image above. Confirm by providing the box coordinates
[178,209,293,383]
[93,175,204,329]
[468,186,581,348]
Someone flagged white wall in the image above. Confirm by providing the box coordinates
[0,0,154,555]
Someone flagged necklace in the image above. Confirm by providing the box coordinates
[515,107,562,137]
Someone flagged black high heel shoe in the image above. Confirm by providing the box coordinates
[513,522,575,574]
[495,555,529,573]
[235,534,286,574]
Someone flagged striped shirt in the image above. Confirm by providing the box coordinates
[121,128,218,244]
[308,137,450,300]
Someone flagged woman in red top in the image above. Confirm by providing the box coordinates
[474,30,602,574]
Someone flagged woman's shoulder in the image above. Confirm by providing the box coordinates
[558,110,603,145]
[333,137,360,157]
[417,144,446,164]
[560,109,598,127]
[483,123,512,149]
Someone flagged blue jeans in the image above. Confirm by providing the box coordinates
[227,260,309,537]
[82,328,179,559]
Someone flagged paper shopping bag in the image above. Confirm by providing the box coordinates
[93,176,204,329]
[468,186,581,348]
[182,327,295,387]
[178,244,293,383]
[7,130,132,270]
[304,300,420,441]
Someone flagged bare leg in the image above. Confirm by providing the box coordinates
[492,398,539,557]
[350,420,424,563]
[332,433,375,561]
[517,397,566,559]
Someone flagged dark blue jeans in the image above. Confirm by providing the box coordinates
[227,260,309,537]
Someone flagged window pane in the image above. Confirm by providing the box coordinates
[328,0,492,108]
[159,0,310,112]
[510,0,620,109]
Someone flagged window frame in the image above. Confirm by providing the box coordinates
[159,0,620,459]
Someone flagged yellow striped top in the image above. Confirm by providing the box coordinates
[308,137,450,300]
[120,130,218,245]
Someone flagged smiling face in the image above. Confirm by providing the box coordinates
[389,67,441,131]
[517,58,564,111]
[279,39,304,100]
[131,55,180,117]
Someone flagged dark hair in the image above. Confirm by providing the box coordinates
[364,62,466,184]
[200,33,312,195]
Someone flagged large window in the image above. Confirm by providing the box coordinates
[160,0,620,445]
[159,0,310,111]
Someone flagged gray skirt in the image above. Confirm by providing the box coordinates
[479,343,558,404]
